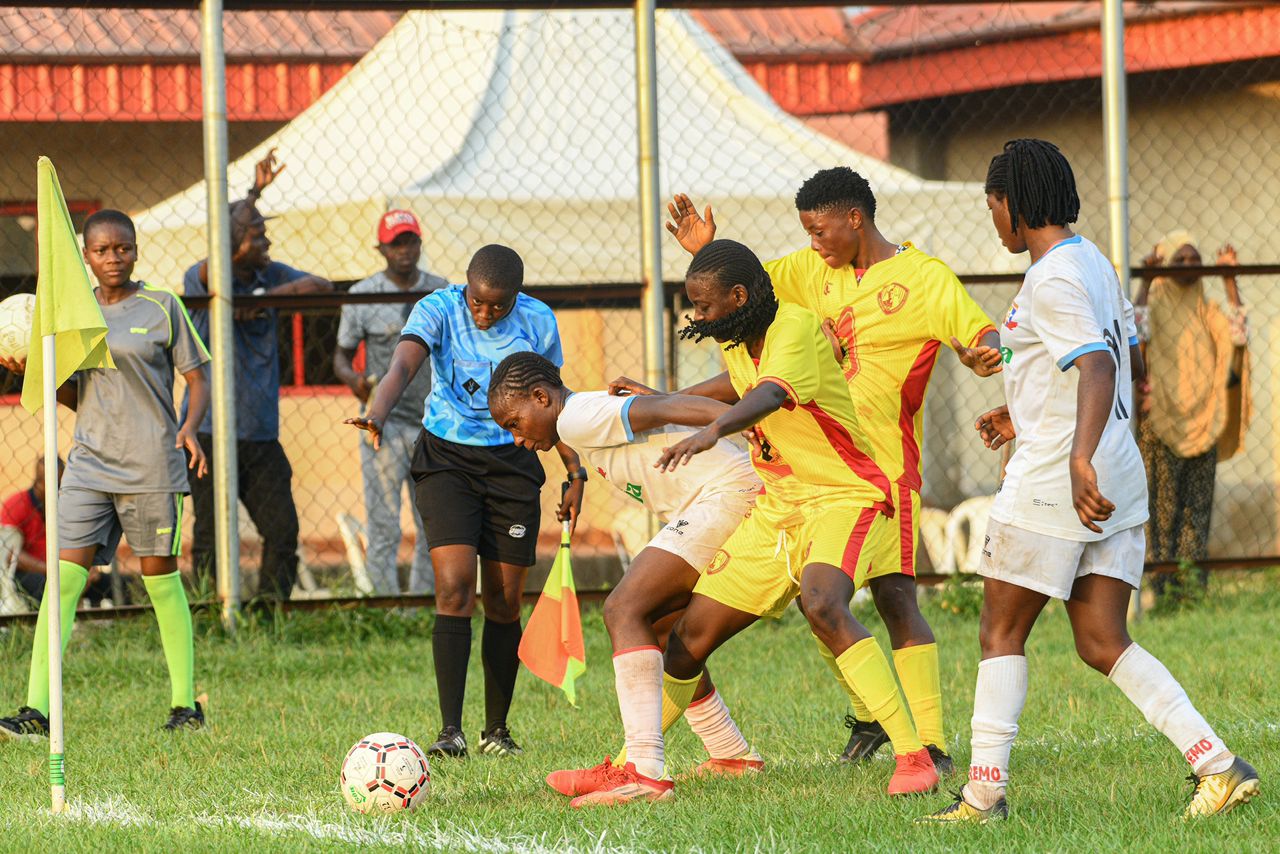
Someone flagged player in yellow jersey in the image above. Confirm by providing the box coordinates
[600,240,940,805]
[665,169,1003,774]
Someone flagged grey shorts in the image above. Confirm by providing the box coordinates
[58,488,185,566]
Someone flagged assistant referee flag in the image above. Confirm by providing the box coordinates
[21,156,114,415]
[518,523,586,706]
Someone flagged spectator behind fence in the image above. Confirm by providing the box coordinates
[182,150,334,601]
[1134,231,1251,596]
[333,211,444,595]
[1,456,111,607]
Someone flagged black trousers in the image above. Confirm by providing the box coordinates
[189,433,300,601]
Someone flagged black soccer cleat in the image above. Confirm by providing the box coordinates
[0,706,50,742]
[927,744,956,776]
[163,701,206,732]
[478,726,524,757]
[428,725,468,759]
[840,714,889,763]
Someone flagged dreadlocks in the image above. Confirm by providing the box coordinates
[680,239,778,350]
[488,351,563,412]
[794,166,877,220]
[984,139,1080,230]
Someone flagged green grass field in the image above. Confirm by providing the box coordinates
[0,572,1273,852]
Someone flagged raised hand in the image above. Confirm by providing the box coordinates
[665,193,716,256]
[975,405,1015,450]
[951,336,1003,377]
[1216,243,1238,268]
[1069,456,1115,534]
[252,147,286,196]
[344,415,384,451]
[607,375,658,397]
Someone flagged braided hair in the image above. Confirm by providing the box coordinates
[794,166,876,219]
[984,139,1080,230]
[488,350,563,412]
[680,239,778,350]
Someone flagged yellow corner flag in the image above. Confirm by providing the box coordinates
[518,522,586,706]
[21,156,113,415]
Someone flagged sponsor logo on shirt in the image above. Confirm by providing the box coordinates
[1000,347,1013,364]
[877,282,909,315]
[508,524,527,538]
[1031,498,1058,508]
[625,483,643,503]
[706,549,731,574]
[982,535,992,559]
[664,519,690,536]
[130,327,149,334]
[1003,301,1020,330]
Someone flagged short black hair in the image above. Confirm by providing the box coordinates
[488,351,563,411]
[680,239,778,350]
[467,244,524,291]
[984,139,1080,229]
[794,166,876,220]
[82,209,136,245]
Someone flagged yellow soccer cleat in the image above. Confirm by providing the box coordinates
[1184,757,1260,818]
[916,789,1008,825]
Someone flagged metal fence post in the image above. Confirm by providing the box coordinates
[200,0,240,631]
[635,0,667,393]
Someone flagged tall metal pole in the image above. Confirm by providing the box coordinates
[201,0,240,631]
[41,335,65,814]
[635,0,667,393]
[1101,0,1130,289]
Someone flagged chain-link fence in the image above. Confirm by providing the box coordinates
[1,3,1276,612]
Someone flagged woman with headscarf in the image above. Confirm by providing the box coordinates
[1134,232,1250,597]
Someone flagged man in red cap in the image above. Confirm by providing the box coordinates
[334,210,445,595]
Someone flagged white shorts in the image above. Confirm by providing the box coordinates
[645,493,755,574]
[978,519,1145,600]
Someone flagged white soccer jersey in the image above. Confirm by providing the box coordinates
[990,235,1148,542]
[556,391,760,521]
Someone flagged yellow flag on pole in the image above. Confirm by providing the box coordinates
[21,156,113,415]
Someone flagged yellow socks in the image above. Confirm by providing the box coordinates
[836,637,923,756]
[894,643,947,752]
[813,633,874,722]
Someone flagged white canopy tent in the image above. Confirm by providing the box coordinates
[133,9,1013,286]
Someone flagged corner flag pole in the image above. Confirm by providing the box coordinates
[41,332,66,814]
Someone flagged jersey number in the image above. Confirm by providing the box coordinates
[832,307,860,380]
[1101,320,1130,421]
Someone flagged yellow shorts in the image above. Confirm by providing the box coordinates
[865,483,921,582]
[692,499,898,619]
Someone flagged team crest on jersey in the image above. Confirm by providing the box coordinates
[877,282,908,315]
[705,549,731,575]
[1004,302,1020,330]
[823,281,832,295]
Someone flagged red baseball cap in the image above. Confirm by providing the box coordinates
[377,209,422,244]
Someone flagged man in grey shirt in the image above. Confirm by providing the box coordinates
[334,210,444,594]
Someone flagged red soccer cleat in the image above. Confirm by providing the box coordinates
[685,754,765,779]
[570,762,674,808]
[546,756,631,797]
[888,747,941,796]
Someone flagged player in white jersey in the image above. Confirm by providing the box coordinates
[921,139,1258,825]
[487,351,763,803]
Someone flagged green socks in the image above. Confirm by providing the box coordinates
[143,571,196,709]
[26,561,89,715]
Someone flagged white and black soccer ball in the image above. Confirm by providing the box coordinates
[340,732,431,814]
[0,293,35,363]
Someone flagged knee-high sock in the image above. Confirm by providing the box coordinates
[814,633,873,722]
[835,637,922,755]
[613,647,664,778]
[432,615,472,730]
[894,643,947,751]
[481,618,522,731]
[26,561,89,715]
[143,571,196,708]
[1108,643,1233,776]
[965,655,1027,809]
[684,689,751,760]
[615,669,702,768]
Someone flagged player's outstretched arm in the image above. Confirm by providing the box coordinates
[665,193,716,256]
[555,443,586,534]
[625,393,731,433]
[345,339,427,450]
[180,366,210,479]
[655,382,787,471]
[951,329,1003,377]
[1068,351,1117,534]
[975,405,1015,450]
[608,370,739,404]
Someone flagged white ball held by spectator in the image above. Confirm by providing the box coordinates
[0,293,35,363]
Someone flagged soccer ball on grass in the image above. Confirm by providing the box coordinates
[340,732,431,814]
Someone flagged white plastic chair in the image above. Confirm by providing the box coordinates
[335,512,376,596]
[917,496,994,576]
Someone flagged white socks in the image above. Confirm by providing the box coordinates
[684,689,750,760]
[613,647,665,779]
[1108,643,1234,776]
[965,655,1028,809]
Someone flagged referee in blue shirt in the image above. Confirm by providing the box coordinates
[348,244,585,758]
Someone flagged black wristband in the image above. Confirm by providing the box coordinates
[567,469,588,483]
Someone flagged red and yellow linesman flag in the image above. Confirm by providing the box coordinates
[21,156,114,415]
[518,522,586,706]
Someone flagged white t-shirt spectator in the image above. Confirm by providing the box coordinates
[990,235,1148,541]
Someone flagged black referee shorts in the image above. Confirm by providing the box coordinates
[411,429,545,567]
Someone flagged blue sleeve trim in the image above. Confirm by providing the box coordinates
[1128,335,1138,346]
[620,395,638,442]
[1057,341,1109,371]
